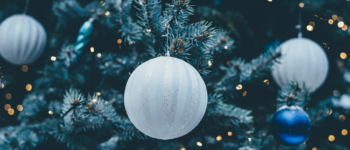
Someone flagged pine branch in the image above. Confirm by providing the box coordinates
[144,0,156,36]
[253,52,281,72]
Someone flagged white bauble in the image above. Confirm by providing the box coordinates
[0,14,47,65]
[271,38,329,92]
[124,56,208,140]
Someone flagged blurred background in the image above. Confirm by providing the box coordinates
[0,0,350,149]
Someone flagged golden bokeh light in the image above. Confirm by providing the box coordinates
[17,105,23,111]
[105,11,110,16]
[264,79,269,85]
[117,39,122,44]
[97,53,102,58]
[1,83,4,88]
[5,93,11,100]
[267,0,272,2]
[8,108,14,115]
[224,46,228,50]
[129,41,133,45]
[181,148,185,150]
[339,115,346,121]
[340,52,347,59]
[306,25,313,31]
[96,92,101,96]
[312,147,317,150]
[248,137,252,142]
[342,25,348,31]
[332,14,338,20]
[226,60,231,65]
[4,104,10,111]
[90,47,95,53]
[328,135,335,142]
[22,65,28,72]
[216,135,222,141]
[328,19,334,25]
[146,29,151,33]
[309,21,315,26]
[299,2,304,8]
[51,56,56,61]
[338,21,345,28]
[208,61,212,66]
[196,142,202,147]
[228,131,232,136]
[236,84,243,90]
[26,84,32,91]
[342,129,348,136]
[92,99,97,103]
[48,110,53,115]
[242,91,247,97]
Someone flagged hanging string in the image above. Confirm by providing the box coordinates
[23,0,30,14]
[298,9,303,38]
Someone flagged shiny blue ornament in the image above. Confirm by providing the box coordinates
[75,19,94,55]
[271,106,311,146]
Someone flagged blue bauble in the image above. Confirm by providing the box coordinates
[271,106,311,146]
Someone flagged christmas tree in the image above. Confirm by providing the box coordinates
[0,0,349,149]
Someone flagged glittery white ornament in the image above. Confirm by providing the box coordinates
[124,56,208,140]
[271,38,329,92]
[0,14,47,65]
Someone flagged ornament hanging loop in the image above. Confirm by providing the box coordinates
[298,9,302,38]
[23,0,30,14]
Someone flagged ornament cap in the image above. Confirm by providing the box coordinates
[166,51,170,57]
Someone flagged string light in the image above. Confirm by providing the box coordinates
[242,91,247,97]
[309,21,315,26]
[339,115,346,121]
[5,93,11,100]
[26,83,32,91]
[22,65,28,72]
[299,2,304,8]
[342,25,348,31]
[92,99,97,103]
[332,14,338,20]
[340,52,347,59]
[48,110,53,115]
[96,92,101,96]
[267,0,272,2]
[51,56,56,61]
[4,104,10,111]
[236,84,243,90]
[117,39,122,44]
[224,46,228,50]
[216,135,222,141]
[263,79,269,85]
[97,53,102,58]
[139,1,143,5]
[1,83,4,88]
[17,105,23,111]
[338,21,344,28]
[196,142,202,147]
[226,60,231,65]
[342,129,348,136]
[8,108,14,115]
[306,25,313,31]
[328,135,335,142]
[228,131,232,136]
[312,147,317,150]
[248,137,252,142]
[129,41,133,45]
[90,47,95,53]
[329,109,332,115]
[146,29,151,32]
[328,19,334,25]
[180,148,185,150]
[105,11,110,16]
[208,61,212,66]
